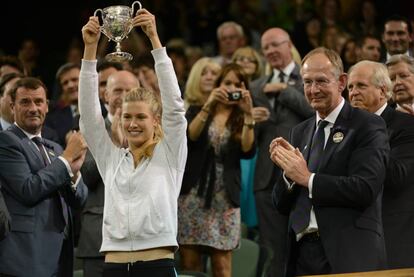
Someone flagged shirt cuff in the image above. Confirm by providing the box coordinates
[308,173,315,198]
[81,59,97,73]
[58,156,74,178]
[71,174,82,191]
[283,172,296,190]
[151,47,167,62]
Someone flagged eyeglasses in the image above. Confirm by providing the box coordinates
[303,78,333,89]
[234,56,257,64]
[262,40,289,51]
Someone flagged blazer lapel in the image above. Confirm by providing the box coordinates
[300,117,316,161]
[8,125,50,167]
[319,102,352,169]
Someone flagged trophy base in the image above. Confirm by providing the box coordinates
[105,51,133,62]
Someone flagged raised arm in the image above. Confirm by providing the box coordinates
[133,9,187,168]
[79,17,121,176]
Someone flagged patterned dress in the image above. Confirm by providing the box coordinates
[178,123,241,250]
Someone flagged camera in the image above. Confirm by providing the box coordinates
[227,90,242,101]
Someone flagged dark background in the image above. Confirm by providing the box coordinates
[2,0,413,55]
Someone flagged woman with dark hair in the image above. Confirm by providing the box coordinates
[178,63,255,277]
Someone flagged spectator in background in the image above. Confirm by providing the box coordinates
[97,60,123,115]
[17,38,40,77]
[0,55,26,78]
[386,54,414,115]
[348,60,414,269]
[167,39,189,94]
[293,14,323,58]
[356,35,382,62]
[232,46,264,82]
[130,53,160,97]
[182,57,221,109]
[340,38,358,72]
[46,63,81,146]
[212,21,246,66]
[179,63,254,277]
[348,0,382,38]
[382,15,413,61]
[250,27,314,277]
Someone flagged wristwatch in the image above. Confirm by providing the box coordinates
[243,120,256,129]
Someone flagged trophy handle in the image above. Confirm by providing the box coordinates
[131,1,142,16]
[93,9,111,42]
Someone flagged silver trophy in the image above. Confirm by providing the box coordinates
[94,1,142,62]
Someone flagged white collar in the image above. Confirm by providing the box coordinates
[316,98,345,127]
[13,122,42,140]
[375,102,388,116]
[273,60,295,78]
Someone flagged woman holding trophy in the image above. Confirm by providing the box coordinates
[79,8,187,277]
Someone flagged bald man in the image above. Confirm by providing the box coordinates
[249,27,313,277]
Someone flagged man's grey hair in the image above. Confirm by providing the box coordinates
[348,60,393,99]
[216,21,244,39]
[386,54,414,74]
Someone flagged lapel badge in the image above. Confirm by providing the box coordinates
[332,132,344,143]
[48,151,56,157]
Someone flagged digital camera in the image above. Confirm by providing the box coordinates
[227,90,242,101]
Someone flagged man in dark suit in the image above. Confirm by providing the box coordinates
[270,47,389,276]
[46,63,81,146]
[250,27,314,277]
[0,77,88,277]
[348,60,414,268]
[76,69,139,277]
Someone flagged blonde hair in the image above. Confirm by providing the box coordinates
[184,57,221,106]
[232,46,264,81]
[123,87,163,156]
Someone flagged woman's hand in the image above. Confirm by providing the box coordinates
[132,9,161,49]
[204,87,227,108]
[237,89,253,115]
[81,17,101,46]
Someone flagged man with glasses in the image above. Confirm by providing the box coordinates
[250,27,313,277]
[270,47,389,276]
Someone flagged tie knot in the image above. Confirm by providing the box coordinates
[31,136,43,146]
[318,120,329,129]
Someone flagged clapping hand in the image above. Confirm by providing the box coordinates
[269,137,311,187]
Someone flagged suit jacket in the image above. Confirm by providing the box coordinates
[250,64,314,191]
[76,117,112,258]
[274,102,390,274]
[0,184,10,241]
[0,122,60,144]
[381,105,414,268]
[0,125,87,277]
